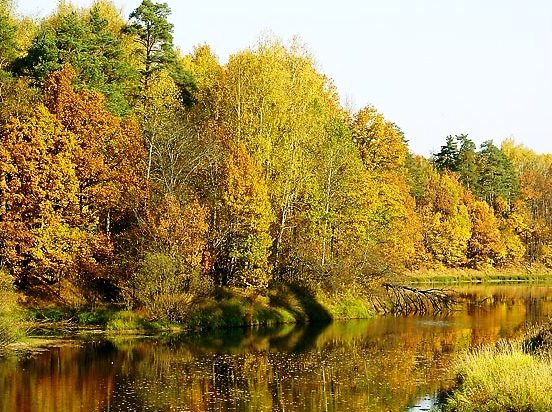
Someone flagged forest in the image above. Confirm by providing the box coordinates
[1,0,552,323]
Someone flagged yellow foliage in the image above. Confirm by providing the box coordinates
[352,106,408,171]
[216,143,273,290]
[142,194,209,271]
[466,199,504,267]
[419,172,472,266]
[0,104,80,277]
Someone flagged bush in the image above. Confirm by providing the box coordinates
[321,294,373,319]
[77,310,112,326]
[526,319,552,354]
[186,295,297,331]
[133,252,213,321]
[30,308,67,322]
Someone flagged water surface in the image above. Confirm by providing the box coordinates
[1,284,552,412]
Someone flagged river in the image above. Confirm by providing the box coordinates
[1,284,552,412]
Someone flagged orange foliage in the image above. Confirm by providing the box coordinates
[0,106,79,279]
[0,66,147,297]
[141,194,209,271]
[44,65,147,232]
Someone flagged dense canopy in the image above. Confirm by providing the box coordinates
[1,0,550,314]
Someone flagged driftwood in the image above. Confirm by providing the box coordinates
[381,283,457,315]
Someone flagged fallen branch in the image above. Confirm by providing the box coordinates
[382,283,457,315]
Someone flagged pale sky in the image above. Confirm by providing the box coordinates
[16,0,552,156]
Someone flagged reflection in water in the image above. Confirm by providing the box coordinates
[1,284,552,412]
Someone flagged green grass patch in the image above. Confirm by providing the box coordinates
[0,270,25,353]
[444,341,552,411]
[26,307,114,327]
[77,310,114,326]
[106,310,175,333]
[317,293,374,319]
[27,307,70,323]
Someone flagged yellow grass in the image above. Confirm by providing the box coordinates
[445,340,552,411]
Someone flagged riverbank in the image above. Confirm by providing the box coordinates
[442,320,552,411]
[4,271,551,354]
[1,283,375,351]
[404,266,552,285]
[3,283,550,411]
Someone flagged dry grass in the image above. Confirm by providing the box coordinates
[444,340,552,411]
[405,265,552,285]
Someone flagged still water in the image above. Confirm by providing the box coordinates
[1,284,552,412]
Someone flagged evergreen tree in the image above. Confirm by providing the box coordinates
[477,140,518,203]
[126,0,175,96]
[456,134,479,191]
[14,5,137,115]
[433,135,459,172]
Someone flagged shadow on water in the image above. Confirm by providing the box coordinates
[2,284,552,411]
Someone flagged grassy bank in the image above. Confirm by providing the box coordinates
[21,284,375,336]
[405,266,552,285]
[0,271,25,354]
[443,323,552,411]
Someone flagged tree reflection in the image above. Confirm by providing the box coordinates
[1,285,552,412]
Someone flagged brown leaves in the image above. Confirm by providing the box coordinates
[0,105,80,280]
[141,194,209,270]
[0,66,146,297]
[44,65,147,221]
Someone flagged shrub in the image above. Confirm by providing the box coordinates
[77,310,112,326]
[132,252,213,321]
[30,308,66,322]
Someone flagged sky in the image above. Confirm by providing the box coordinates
[16,0,552,156]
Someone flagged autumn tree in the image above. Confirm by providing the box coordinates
[44,65,146,237]
[293,116,372,291]
[134,194,210,319]
[417,171,472,267]
[464,194,504,268]
[213,143,273,291]
[502,140,552,263]
[493,196,526,266]
[352,106,408,172]
[126,0,195,196]
[0,104,94,293]
[201,38,342,276]
[352,106,421,268]
[14,3,137,115]
[0,0,17,71]
[36,65,147,298]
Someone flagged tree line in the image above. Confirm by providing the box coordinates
[1,0,550,317]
